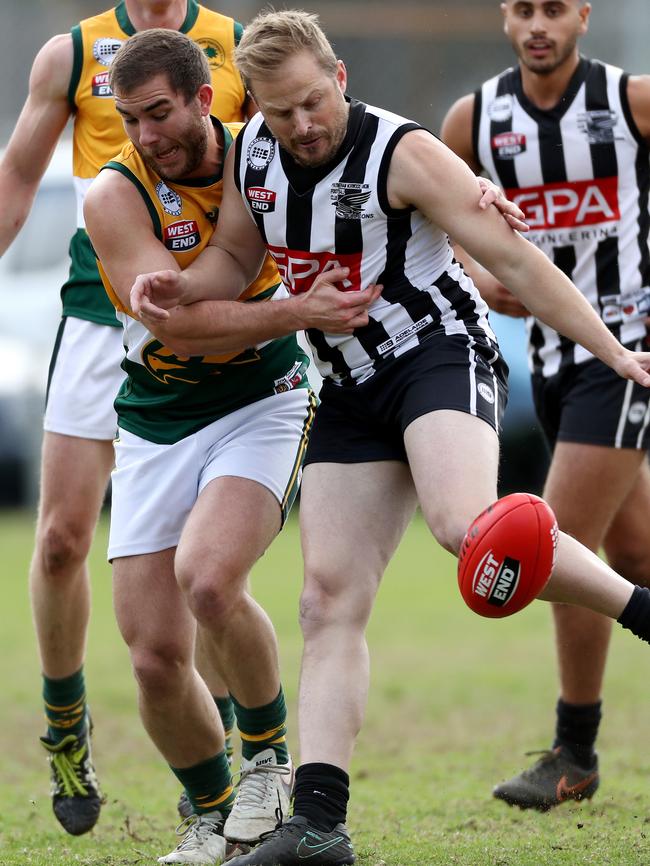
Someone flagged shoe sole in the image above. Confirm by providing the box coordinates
[493,782,599,811]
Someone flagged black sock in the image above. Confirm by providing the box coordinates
[553,698,601,770]
[292,763,349,832]
[617,586,650,643]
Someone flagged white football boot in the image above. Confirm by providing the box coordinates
[224,748,294,844]
[158,810,228,864]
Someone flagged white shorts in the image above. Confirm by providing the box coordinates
[44,317,124,440]
[108,388,315,559]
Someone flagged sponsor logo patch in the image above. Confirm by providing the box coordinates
[246,186,276,213]
[91,71,112,98]
[273,359,306,393]
[92,37,124,66]
[155,181,182,216]
[487,94,514,123]
[164,220,200,252]
[472,551,521,607]
[247,137,275,170]
[377,316,433,355]
[492,132,526,159]
[601,287,650,325]
[195,38,225,70]
[477,382,495,403]
[507,176,619,230]
[330,182,373,220]
[577,109,622,144]
[628,401,648,425]
[267,245,362,295]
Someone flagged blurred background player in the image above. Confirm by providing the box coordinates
[0,0,252,835]
[441,0,650,809]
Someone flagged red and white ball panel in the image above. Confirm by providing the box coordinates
[457,493,558,618]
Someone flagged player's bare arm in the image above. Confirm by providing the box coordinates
[440,94,529,317]
[88,170,380,355]
[627,74,650,146]
[0,33,73,255]
[387,129,650,385]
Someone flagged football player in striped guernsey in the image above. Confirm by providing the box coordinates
[130,11,650,865]
[442,0,650,811]
[0,0,256,837]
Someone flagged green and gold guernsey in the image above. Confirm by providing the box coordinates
[97,119,309,444]
[65,0,248,327]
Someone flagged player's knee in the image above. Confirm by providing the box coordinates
[606,545,650,588]
[177,554,245,625]
[424,511,469,557]
[37,520,91,580]
[299,565,373,638]
[130,642,190,699]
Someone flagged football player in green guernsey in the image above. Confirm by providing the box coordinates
[0,0,254,835]
[84,28,381,865]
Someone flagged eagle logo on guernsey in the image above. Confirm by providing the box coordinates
[577,110,622,144]
[155,181,182,216]
[247,138,276,170]
[330,183,373,220]
[92,38,124,66]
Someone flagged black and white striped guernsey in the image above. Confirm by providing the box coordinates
[474,58,650,377]
[234,99,496,386]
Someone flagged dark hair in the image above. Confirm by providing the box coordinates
[110,28,210,103]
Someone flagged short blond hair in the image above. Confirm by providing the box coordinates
[235,9,338,90]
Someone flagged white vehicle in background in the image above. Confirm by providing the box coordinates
[0,140,76,504]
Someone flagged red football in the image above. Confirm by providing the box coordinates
[457,493,558,618]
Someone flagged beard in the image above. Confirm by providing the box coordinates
[141,113,208,181]
[517,35,579,76]
[287,109,348,168]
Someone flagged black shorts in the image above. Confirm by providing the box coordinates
[532,340,650,450]
[304,330,509,465]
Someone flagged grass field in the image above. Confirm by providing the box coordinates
[1,508,649,865]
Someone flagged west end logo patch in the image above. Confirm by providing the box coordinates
[247,138,275,170]
[91,71,112,98]
[492,132,526,159]
[92,38,124,66]
[330,183,373,220]
[164,220,200,251]
[155,181,182,216]
[246,187,276,213]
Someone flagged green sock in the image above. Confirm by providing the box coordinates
[232,687,289,764]
[170,751,235,816]
[215,696,235,762]
[42,668,87,743]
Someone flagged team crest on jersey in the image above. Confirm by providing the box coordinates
[164,220,200,252]
[91,71,112,98]
[194,38,226,69]
[273,359,307,393]
[577,110,622,144]
[92,37,124,66]
[246,187,276,213]
[487,94,514,123]
[155,181,182,216]
[247,138,276,170]
[330,183,373,220]
[492,132,526,159]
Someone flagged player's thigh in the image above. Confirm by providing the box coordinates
[604,457,650,580]
[38,431,114,530]
[299,460,417,611]
[112,547,195,655]
[404,409,500,551]
[544,444,646,548]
